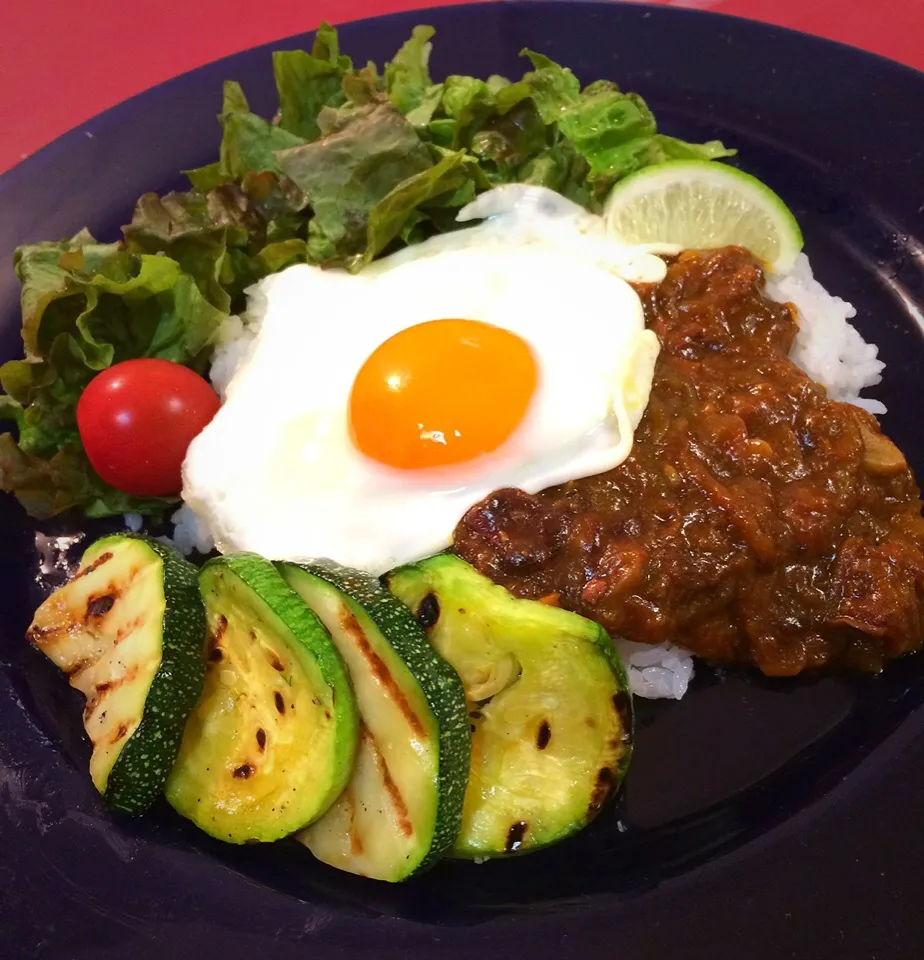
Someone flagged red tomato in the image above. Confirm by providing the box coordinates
[77,358,220,496]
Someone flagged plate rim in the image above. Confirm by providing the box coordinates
[2,3,924,956]
[1,0,923,194]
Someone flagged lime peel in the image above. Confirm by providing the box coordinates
[602,160,803,274]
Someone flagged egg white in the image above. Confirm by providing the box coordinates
[183,186,663,572]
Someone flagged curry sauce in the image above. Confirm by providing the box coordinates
[455,248,924,676]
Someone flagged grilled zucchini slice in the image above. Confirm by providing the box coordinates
[165,554,358,843]
[386,554,633,857]
[279,560,470,881]
[27,533,205,814]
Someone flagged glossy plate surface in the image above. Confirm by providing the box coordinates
[1,3,923,957]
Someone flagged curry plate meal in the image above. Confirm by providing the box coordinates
[3,24,920,883]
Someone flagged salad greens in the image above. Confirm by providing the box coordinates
[0,22,734,520]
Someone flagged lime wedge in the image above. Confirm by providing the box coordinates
[602,160,803,274]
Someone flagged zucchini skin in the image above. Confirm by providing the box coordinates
[166,553,359,843]
[102,535,207,814]
[386,553,634,857]
[213,554,359,733]
[286,560,470,875]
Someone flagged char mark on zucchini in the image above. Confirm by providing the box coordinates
[280,560,469,882]
[588,767,616,815]
[415,593,441,630]
[612,691,632,733]
[165,554,358,844]
[26,534,206,815]
[338,608,427,739]
[87,594,115,617]
[207,614,229,661]
[70,551,114,582]
[386,553,633,859]
[368,726,414,838]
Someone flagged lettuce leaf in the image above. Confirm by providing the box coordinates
[186,82,307,190]
[385,25,439,119]
[557,83,735,184]
[123,173,309,313]
[276,100,433,262]
[0,434,172,520]
[274,23,353,142]
[519,49,581,122]
[0,232,225,516]
[362,150,476,267]
[0,23,735,520]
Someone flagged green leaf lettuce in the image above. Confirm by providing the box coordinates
[0,24,735,520]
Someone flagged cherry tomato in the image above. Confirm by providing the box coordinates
[77,358,220,496]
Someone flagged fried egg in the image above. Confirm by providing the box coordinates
[183,185,668,572]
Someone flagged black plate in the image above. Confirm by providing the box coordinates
[2,3,924,957]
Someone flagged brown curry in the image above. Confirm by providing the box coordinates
[454,248,924,676]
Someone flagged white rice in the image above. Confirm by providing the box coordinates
[615,639,695,699]
[167,251,887,699]
[767,254,886,414]
[167,503,216,556]
[208,315,258,402]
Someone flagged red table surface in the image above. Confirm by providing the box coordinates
[1,0,922,176]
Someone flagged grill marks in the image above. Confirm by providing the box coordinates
[415,593,441,629]
[338,609,425,739]
[207,614,297,791]
[581,695,630,816]
[345,792,365,856]
[42,557,149,747]
[87,594,115,618]
[70,551,114,582]
[284,568,452,878]
[29,554,146,658]
[337,725,416,855]
[64,657,92,679]
[587,767,616,816]
[207,615,293,725]
[612,691,631,736]
[379,756,413,838]
[361,726,413,838]
[110,722,131,746]
[331,607,422,841]
[387,558,636,860]
[115,616,146,645]
[26,621,65,644]
[207,615,229,662]
[82,661,141,736]
[212,614,229,642]
[28,590,118,645]
[26,540,214,820]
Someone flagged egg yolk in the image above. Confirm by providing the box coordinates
[349,319,538,470]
